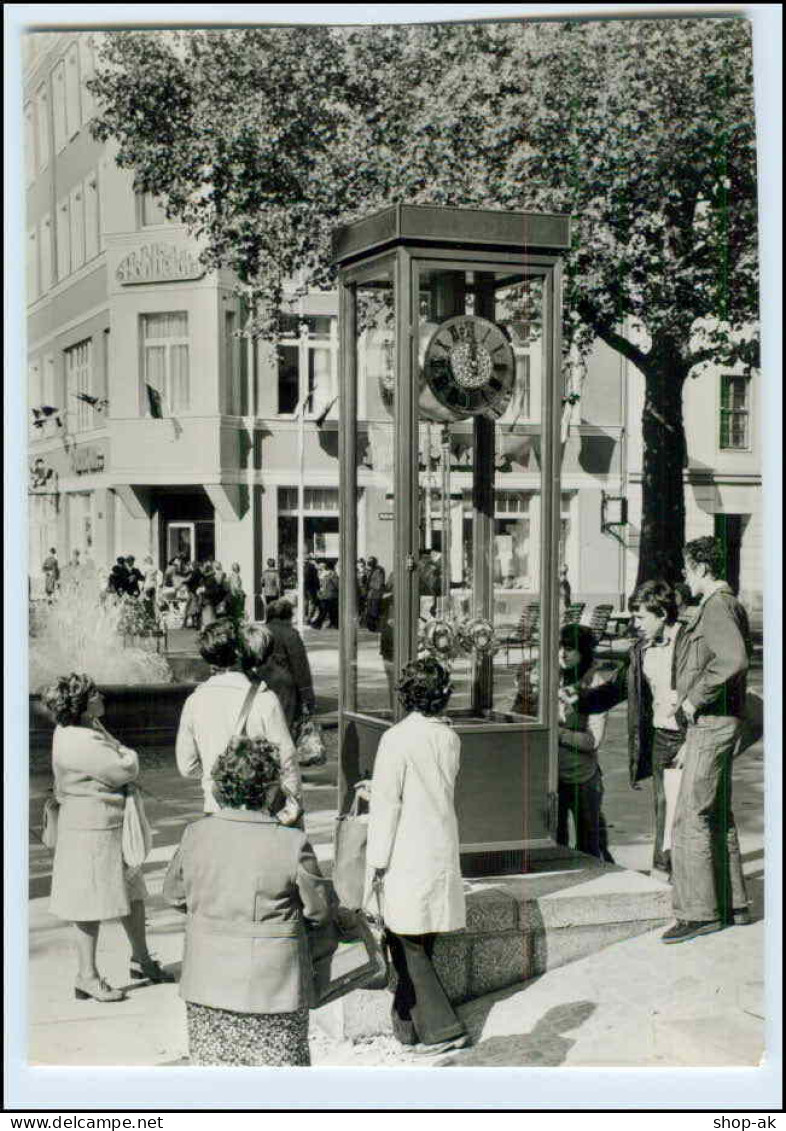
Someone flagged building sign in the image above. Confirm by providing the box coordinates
[378,512,394,521]
[116,243,206,286]
[73,446,105,475]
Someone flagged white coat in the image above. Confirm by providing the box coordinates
[365,711,466,935]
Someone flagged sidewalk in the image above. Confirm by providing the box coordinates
[27,638,766,1069]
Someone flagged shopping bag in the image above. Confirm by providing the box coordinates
[295,713,327,767]
[41,794,60,850]
[662,764,684,853]
[332,792,369,911]
[309,908,390,1008]
[121,783,153,870]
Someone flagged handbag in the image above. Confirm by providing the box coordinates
[309,890,391,1008]
[295,712,327,767]
[332,791,369,911]
[121,783,153,870]
[41,794,60,850]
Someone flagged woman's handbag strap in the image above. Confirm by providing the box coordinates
[236,681,260,737]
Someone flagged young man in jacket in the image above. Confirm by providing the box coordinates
[579,580,687,878]
[661,536,752,943]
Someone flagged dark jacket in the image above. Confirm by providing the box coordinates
[163,811,332,1013]
[580,626,687,787]
[675,584,750,719]
[258,619,316,729]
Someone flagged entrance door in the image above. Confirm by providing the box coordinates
[167,522,195,563]
[714,513,745,595]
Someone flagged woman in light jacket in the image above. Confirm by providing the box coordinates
[163,739,333,1065]
[43,673,173,1002]
[364,657,470,1056]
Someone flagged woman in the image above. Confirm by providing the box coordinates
[225,562,246,623]
[176,620,302,827]
[363,657,470,1056]
[246,601,316,736]
[163,740,333,1065]
[42,673,173,1002]
[141,555,162,619]
[556,623,612,860]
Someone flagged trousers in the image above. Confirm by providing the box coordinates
[671,715,749,923]
[651,728,685,871]
[557,766,604,859]
[385,931,465,1046]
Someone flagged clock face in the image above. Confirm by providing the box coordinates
[422,315,515,421]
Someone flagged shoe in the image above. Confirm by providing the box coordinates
[412,1034,471,1056]
[130,955,175,983]
[74,976,127,1002]
[732,908,753,926]
[661,919,724,944]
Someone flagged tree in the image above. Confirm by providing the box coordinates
[89,18,758,585]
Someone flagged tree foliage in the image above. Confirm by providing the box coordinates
[89,18,759,582]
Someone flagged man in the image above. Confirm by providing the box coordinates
[125,555,144,598]
[304,554,320,624]
[365,556,386,632]
[661,535,752,943]
[107,556,130,596]
[583,581,687,877]
[312,560,339,630]
[42,547,60,600]
[260,557,281,618]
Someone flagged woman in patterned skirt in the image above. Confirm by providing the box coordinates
[163,736,333,1066]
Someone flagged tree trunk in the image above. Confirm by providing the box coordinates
[635,346,690,589]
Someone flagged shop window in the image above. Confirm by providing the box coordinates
[56,197,71,280]
[720,375,751,451]
[84,174,100,260]
[66,339,94,432]
[69,185,85,271]
[27,228,39,303]
[137,191,169,228]
[52,60,68,153]
[141,312,190,415]
[35,84,50,172]
[65,42,82,138]
[24,101,36,184]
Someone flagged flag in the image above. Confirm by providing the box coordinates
[146,384,164,419]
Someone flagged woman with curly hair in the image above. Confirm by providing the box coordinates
[362,656,470,1056]
[42,673,173,1002]
[163,738,333,1065]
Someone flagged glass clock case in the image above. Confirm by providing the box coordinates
[334,205,570,870]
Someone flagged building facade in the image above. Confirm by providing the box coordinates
[25,32,762,628]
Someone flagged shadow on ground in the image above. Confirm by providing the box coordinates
[441,999,597,1067]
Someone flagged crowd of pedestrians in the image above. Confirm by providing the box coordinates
[39,533,756,1065]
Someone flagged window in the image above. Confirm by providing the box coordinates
[56,197,71,280]
[277,343,300,414]
[138,191,169,228]
[52,61,67,152]
[35,84,50,171]
[65,43,81,138]
[27,229,39,302]
[278,487,340,513]
[84,174,100,260]
[79,36,96,120]
[225,310,243,415]
[69,186,85,271]
[141,312,190,414]
[24,101,36,184]
[43,354,56,407]
[720,375,751,450]
[66,339,94,431]
[276,317,338,416]
[40,215,53,293]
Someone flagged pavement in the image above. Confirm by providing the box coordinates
[27,632,767,1070]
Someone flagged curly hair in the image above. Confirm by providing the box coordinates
[41,672,97,726]
[558,623,596,682]
[684,536,726,580]
[198,619,240,668]
[265,598,294,623]
[211,736,281,811]
[396,657,453,716]
[629,580,678,625]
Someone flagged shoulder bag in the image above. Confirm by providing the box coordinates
[332,790,369,911]
[41,792,60,850]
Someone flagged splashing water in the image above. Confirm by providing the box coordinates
[29,577,172,692]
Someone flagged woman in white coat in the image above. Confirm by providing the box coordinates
[364,657,469,1056]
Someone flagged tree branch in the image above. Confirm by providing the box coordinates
[576,301,649,372]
